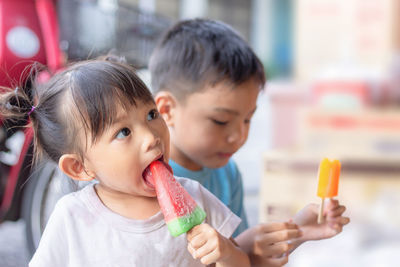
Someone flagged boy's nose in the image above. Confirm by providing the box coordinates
[227,123,248,145]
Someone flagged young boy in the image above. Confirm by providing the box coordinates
[149,19,350,266]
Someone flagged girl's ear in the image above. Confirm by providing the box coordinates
[58,154,95,181]
[155,91,177,127]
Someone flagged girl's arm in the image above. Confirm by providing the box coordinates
[187,223,250,267]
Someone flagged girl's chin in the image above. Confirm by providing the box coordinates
[143,187,157,196]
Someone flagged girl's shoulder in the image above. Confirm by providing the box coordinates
[52,183,96,217]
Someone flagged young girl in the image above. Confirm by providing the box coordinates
[0,59,249,267]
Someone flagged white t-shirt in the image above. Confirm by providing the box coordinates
[29,177,241,267]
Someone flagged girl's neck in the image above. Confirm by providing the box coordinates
[94,184,160,220]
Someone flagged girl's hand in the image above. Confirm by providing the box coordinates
[187,223,249,267]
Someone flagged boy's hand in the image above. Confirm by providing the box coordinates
[187,223,250,267]
[293,199,350,241]
[236,222,302,267]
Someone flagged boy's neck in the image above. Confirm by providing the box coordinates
[170,146,203,171]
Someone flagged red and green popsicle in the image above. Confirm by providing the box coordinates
[144,160,206,237]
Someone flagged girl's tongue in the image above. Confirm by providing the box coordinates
[142,165,155,188]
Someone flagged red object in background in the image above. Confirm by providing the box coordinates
[0,0,62,220]
[0,0,44,87]
[0,0,61,87]
[312,81,370,107]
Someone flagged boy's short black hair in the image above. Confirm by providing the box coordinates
[149,18,266,99]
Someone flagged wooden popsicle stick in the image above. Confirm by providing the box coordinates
[317,198,325,224]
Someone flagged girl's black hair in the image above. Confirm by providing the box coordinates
[0,59,154,163]
[149,18,266,99]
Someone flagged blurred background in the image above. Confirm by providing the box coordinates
[0,0,399,266]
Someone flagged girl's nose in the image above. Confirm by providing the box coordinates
[143,128,161,152]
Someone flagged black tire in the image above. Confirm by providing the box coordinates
[21,161,78,256]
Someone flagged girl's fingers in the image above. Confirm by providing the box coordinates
[191,238,216,259]
[189,234,207,249]
[187,243,196,258]
[197,248,221,265]
[187,224,206,241]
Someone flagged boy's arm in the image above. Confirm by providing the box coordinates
[235,222,301,267]
[187,223,250,267]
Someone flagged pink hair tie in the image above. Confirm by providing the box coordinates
[28,106,36,116]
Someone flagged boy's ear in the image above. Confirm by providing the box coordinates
[155,91,177,126]
[58,154,95,181]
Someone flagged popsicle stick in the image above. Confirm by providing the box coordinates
[317,198,325,224]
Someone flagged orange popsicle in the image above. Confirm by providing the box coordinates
[317,158,341,224]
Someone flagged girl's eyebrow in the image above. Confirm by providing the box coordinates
[111,112,128,126]
[214,106,257,116]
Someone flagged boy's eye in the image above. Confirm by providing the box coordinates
[211,119,228,126]
[147,109,159,121]
[116,128,131,139]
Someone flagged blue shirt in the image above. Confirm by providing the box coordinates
[169,159,248,237]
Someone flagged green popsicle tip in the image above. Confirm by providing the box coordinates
[166,206,206,237]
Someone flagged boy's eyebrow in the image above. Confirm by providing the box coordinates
[214,107,257,116]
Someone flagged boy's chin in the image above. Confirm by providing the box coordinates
[202,158,230,169]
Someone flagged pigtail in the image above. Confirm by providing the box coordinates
[0,84,34,126]
[0,62,44,126]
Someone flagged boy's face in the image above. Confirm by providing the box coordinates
[157,78,260,170]
[82,101,170,199]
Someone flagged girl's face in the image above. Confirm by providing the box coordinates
[83,100,170,200]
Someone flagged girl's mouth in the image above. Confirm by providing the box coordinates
[142,166,155,188]
[142,156,173,188]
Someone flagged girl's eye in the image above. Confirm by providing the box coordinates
[116,128,131,139]
[147,109,159,121]
[211,119,228,126]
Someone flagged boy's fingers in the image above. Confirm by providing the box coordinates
[326,199,339,208]
[257,222,298,234]
[255,229,301,250]
[326,205,346,217]
[328,217,350,231]
[327,215,350,226]
[264,255,289,267]
[257,241,293,257]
